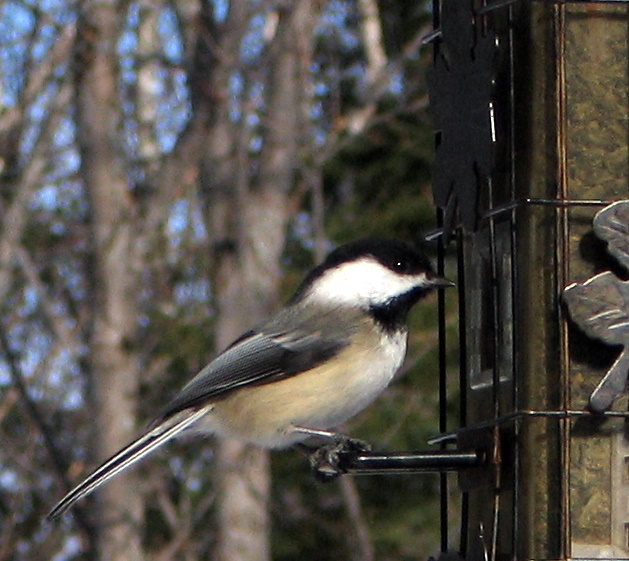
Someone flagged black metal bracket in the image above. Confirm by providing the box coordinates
[316,426,499,492]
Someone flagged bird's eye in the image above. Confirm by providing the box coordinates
[394,259,410,273]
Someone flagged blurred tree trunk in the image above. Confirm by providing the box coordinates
[201,3,312,560]
[75,2,144,560]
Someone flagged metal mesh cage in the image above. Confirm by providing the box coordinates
[429,0,629,559]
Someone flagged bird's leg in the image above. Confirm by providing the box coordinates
[292,427,372,482]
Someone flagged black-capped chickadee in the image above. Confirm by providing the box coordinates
[47,238,453,520]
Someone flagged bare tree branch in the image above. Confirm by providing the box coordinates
[339,477,375,561]
[357,0,387,86]
[0,23,75,134]
[314,22,433,165]
[0,80,72,302]
[0,329,95,540]
[15,246,82,356]
[0,163,43,302]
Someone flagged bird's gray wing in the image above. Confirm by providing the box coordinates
[156,308,354,421]
[47,329,320,520]
[47,307,359,520]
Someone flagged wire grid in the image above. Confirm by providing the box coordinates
[431,0,628,558]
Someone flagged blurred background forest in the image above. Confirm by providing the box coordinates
[0,0,459,560]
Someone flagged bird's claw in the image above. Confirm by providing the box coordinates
[309,436,371,482]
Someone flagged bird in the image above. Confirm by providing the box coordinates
[47,238,454,520]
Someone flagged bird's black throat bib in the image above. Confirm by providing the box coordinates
[369,287,430,333]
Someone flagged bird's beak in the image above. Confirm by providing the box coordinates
[427,273,456,289]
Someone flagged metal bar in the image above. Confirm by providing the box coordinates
[424,197,612,242]
[432,409,629,443]
[553,0,629,1]
[437,206,450,552]
[338,450,486,475]
[507,0,522,553]
[456,228,469,557]
[479,0,629,15]
[432,0,448,549]
[429,0,629,40]
[421,29,442,45]
[486,145,501,561]
[553,2,572,556]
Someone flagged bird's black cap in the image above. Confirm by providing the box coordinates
[289,239,439,304]
[323,239,433,275]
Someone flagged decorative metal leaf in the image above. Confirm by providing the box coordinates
[593,200,629,271]
[562,199,629,412]
[426,0,496,232]
[563,272,629,346]
[588,348,629,413]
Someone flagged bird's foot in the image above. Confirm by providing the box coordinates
[308,436,371,482]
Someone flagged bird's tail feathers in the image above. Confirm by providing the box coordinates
[46,407,209,521]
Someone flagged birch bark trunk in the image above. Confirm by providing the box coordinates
[75,3,144,560]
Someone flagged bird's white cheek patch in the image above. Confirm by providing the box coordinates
[309,258,429,306]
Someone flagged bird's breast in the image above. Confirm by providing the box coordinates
[204,327,408,448]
